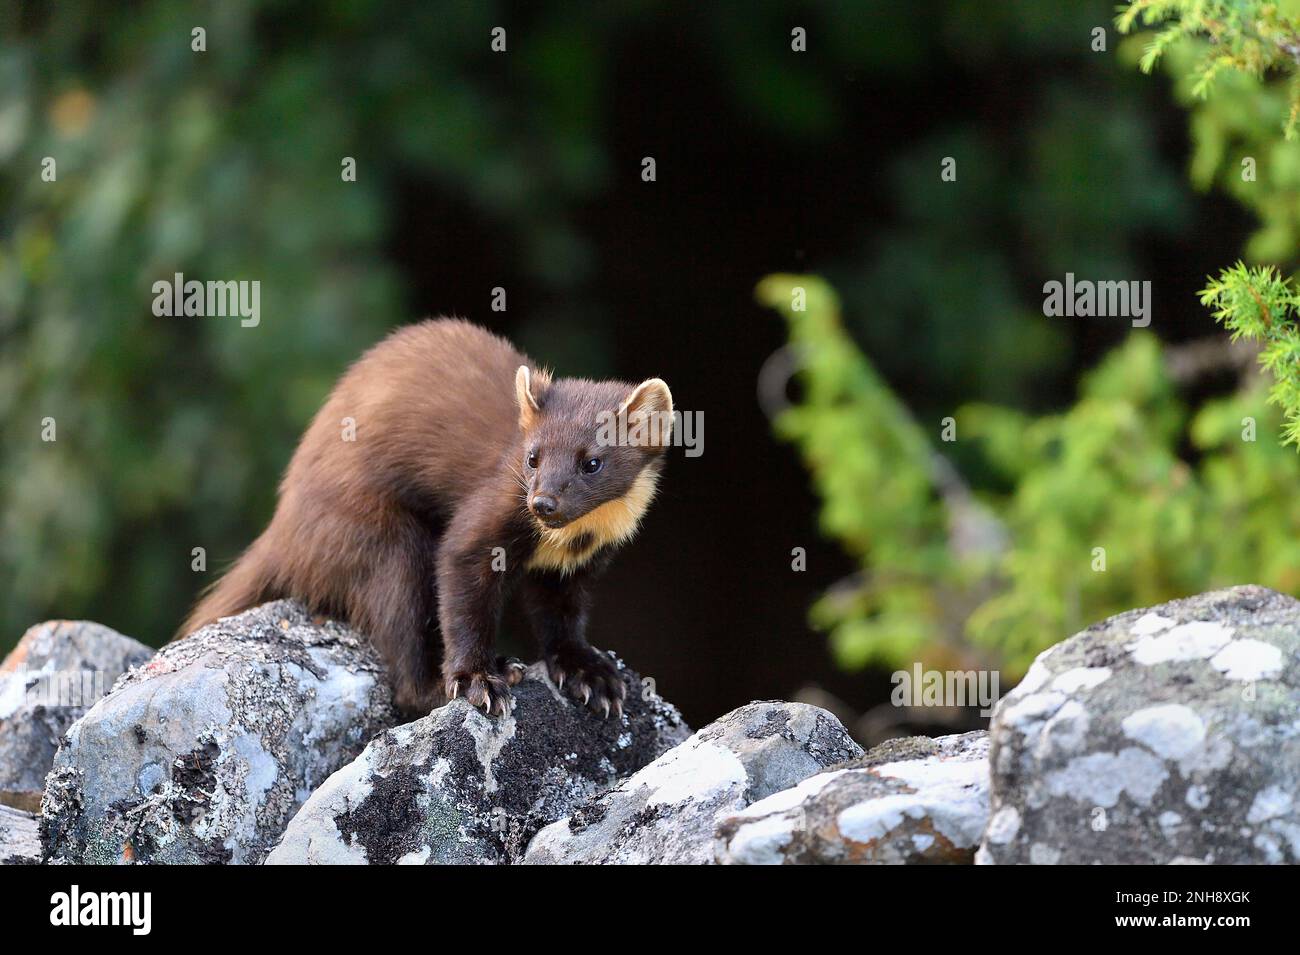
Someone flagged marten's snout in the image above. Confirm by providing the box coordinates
[530,494,560,519]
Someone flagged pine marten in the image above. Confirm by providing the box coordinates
[182,319,673,718]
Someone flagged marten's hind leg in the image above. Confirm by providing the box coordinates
[351,523,442,716]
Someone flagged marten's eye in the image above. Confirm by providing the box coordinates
[525,451,539,470]
[581,457,603,475]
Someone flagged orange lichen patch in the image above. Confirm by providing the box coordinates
[0,639,31,675]
[0,620,70,672]
[122,842,135,863]
[839,816,972,865]
[279,619,291,630]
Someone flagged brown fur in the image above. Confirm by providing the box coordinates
[182,318,671,717]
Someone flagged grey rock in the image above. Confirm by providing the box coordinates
[266,659,689,864]
[41,601,396,864]
[523,700,862,864]
[716,731,989,864]
[0,805,41,865]
[979,585,1300,865]
[0,620,153,812]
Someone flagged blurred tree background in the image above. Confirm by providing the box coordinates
[0,0,1272,728]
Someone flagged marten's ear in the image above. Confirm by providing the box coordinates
[618,377,674,448]
[515,365,550,430]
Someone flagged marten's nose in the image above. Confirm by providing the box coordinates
[531,494,558,518]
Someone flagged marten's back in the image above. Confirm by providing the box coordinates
[286,318,530,514]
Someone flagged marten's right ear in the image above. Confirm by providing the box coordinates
[618,377,674,448]
[515,365,550,430]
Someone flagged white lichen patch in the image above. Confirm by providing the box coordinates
[731,769,846,819]
[233,733,280,812]
[1036,699,1090,756]
[1029,842,1061,865]
[836,793,920,844]
[1014,659,1055,696]
[1051,667,1111,694]
[1044,748,1168,808]
[856,752,989,847]
[1175,733,1234,776]
[1185,785,1210,811]
[642,737,747,808]
[461,706,517,794]
[1127,620,1233,665]
[1252,833,1283,864]
[1273,820,1300,858]
[872,751,985,791]
[1121,704,1206,761]
[1131,612,1176,636]
[397,846,431,865]
[985,805,1021,845]
[0,673,26,721]
[718,812,795,864]
[1246,786,1292,824]
[1209,639,1284,682]
[387,724,417,748]
[999,691,1068,736]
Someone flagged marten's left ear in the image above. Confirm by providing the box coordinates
[515,365,550,430]
[618,378,674,447]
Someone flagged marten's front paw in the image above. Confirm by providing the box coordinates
[496,656,528,686]
[445,669,513,717]
[545,644,627,719]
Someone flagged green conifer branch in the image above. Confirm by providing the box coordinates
[1118,0,1300,136]
[1200,264,1300,445]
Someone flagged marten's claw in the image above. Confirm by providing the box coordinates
[545,644,626,719]
[497,656,528,687]
[445,670,512,717]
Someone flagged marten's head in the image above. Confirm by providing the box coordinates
[515,365,672,545]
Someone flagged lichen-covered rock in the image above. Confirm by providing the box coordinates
[979,586,1300,865]
[0,621,153,812]
[523,701,862,864]
[265,659,688,864]
[1,806,40,865]
[716,731,988,864]
[41,601,396,865]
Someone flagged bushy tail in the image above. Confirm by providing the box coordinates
[176,536,279,640]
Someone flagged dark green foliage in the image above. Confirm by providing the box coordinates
[2,2,825,644]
